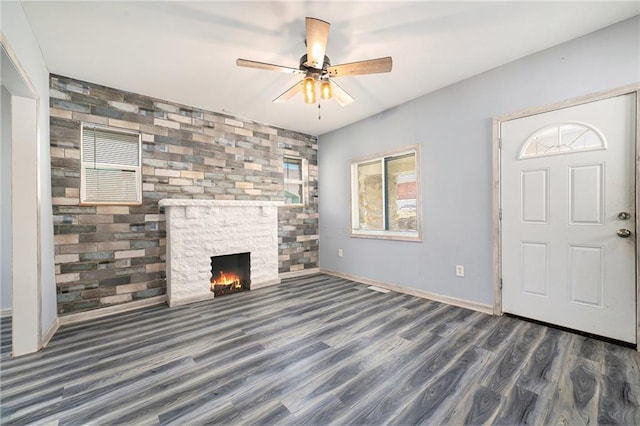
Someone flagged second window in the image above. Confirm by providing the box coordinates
[351,146,420,240]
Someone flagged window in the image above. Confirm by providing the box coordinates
[351,146,421,241]
[284,157,307,205]
[80,123,142,205]
[520,123,605,159]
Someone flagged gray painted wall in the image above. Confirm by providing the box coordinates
[1,85,12,312]
[318,17,640,307]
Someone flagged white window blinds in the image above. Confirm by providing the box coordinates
[81,124,142,204]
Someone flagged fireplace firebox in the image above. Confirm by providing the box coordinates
[210,252,250,297]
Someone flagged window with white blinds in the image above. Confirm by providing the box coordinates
[81,124,142,204]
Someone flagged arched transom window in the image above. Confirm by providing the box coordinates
[519,123,606,159]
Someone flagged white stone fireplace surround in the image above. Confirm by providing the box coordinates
[159,199,283,307]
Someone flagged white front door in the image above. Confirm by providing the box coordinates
[501,93,637,344]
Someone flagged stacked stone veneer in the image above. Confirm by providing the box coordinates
[49,74,318,315]
[160,200,282,306]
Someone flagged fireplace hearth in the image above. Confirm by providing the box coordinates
[210,252,250,297]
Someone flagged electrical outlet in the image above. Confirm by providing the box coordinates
[456,265,464,277]
[338,249,343,257]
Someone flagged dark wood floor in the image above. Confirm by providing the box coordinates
[1,273,639,425]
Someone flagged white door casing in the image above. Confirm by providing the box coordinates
[501,93,637,344]
[1,39,43,356]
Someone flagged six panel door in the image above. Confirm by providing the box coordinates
[501,94,637,343]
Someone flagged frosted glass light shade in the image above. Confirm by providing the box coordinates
[320,80,332,100]
[303,77,316,104]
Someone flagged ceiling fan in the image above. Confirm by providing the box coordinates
[236,17,392,106]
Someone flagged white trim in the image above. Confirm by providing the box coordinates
[36,86,43,356]
[58,295,167,325]
[635,88,640,352]
[279,268,320,280]
[0,308,12,318]
[492,117,502,316]
[159,199,283,208]
[495,83,640,122]
[349,144,422,242]
[40,316,59,348]
[283,156,308,206]
[1,35,44,356]
[350,229,422,242]
[80,123,142,205]
[0,33,38,98]
[320,268,493,315]
[9,91,40,356]
[493,83,640,348]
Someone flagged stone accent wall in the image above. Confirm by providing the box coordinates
[49,74,318,315]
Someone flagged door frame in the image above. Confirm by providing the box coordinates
[1,35,44,355]
[492,83,640,346]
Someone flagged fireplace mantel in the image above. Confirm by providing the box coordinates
[159,199,283,208]
[160,199,283,307]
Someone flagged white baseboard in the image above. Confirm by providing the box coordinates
[279,268,320,280]
[40,316,59,348]
[0,308,12,318]
[320,269,494,315]
[58,295,167,326]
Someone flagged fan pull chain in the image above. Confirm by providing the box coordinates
[318,103,321,120]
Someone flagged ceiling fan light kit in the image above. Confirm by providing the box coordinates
[236,17,392,109]
[303,77,316,104]
[320,80,332,100]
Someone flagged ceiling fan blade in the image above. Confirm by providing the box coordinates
[273,80,303,103]
[327,57,393,77]
[330,80,355,107]
[305,17,330,69]
[236,59,303,74]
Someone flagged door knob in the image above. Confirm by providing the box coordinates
[618,212,631,220]
[617,229,632,238]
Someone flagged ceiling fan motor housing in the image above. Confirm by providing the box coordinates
[300,54,331,79]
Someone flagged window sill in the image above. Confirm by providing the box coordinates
[350,229,422,242]
[79,201,142,206]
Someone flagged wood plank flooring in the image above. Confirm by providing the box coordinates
[1,273,639,425]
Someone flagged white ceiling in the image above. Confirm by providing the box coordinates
[20,1,639,136]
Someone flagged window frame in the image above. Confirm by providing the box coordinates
[283,156,308,207]
[350,145,422,241]
[80,123,142,206]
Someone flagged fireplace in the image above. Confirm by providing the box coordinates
[210,252,250,296]
[159,199,282,307]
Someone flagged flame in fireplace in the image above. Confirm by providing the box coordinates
[210,271,242,291]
